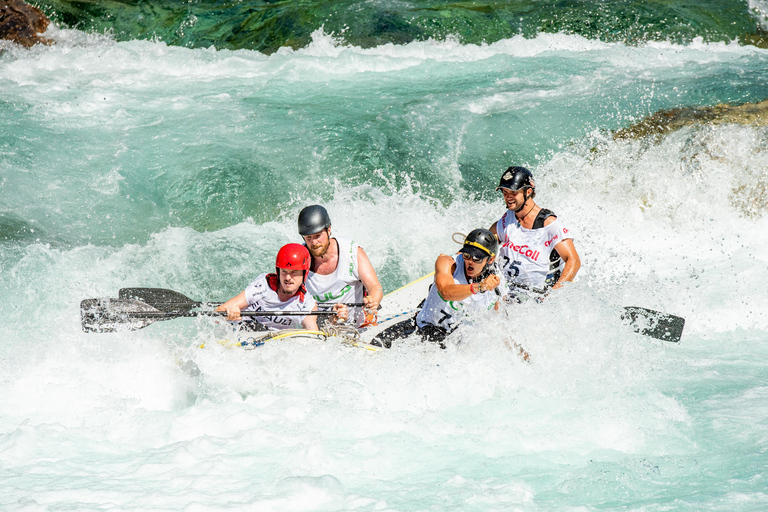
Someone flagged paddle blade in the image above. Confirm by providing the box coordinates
[622,306,685,343]
[81,298,163,333]
[118,288,200,312]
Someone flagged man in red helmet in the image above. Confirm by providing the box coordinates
[217,243,348,331]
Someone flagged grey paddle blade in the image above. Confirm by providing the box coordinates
[80,298,164,333]
[118,287,200,312]
[622,306,685,343]
[81,297,338,333]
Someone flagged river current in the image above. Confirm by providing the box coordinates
[2,5,768,511]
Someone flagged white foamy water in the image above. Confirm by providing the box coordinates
[2,28,768,511]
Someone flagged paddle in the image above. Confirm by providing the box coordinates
[118,287,369,311]
[506,282,685,343]
[620,306,685,343]
[80,298,337,333]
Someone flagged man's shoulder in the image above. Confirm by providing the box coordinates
[301,294,317,309]
[542,214,558,227]
[245,273,271,300]
[333,236,354,245]
[497,209,515,229]
[334,236,363,254]
[247,272,269,287]
[435,253,458,272]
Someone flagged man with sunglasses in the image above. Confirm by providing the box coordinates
[490,166,580,299]
[372,229,501,348]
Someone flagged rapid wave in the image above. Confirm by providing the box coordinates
[2,22,768,511]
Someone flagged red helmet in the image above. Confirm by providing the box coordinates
[275,243,311,271]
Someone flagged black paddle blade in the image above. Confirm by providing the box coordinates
[622,306,685,343]
[81,298,165,333]
[118,287,201,312]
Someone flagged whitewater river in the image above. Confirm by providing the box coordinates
[2,22,768,511]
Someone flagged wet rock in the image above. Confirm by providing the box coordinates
[612,100,768,219]
[614,99,768,140]
[731,179,768,219]
[0,0,51,48]
[740,31,768,50]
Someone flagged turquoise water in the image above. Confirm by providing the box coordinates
[34,0,768,52]
[2,7,768,511]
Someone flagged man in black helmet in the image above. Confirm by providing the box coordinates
[372,229,501,348]
[297,204,383,327]
[490,166,580,298]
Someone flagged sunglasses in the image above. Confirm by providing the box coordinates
[462,253,487,264]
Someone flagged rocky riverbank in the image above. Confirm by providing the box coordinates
[1,0,50,47]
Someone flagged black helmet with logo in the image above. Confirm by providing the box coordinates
[459,228,498,260]
[298,205,331,236]
[496,166,534,191]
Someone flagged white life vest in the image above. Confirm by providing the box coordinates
[416,254,498,332]
[495,209,574,291]
[242,273,316,331]
[304,237,366,326]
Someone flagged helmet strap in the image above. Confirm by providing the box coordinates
[514,187,530,213]
[463,258,492,283]
[515,188,535,220]
[476,260,496,281]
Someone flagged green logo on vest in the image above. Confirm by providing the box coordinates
[314,285,352,302]
[348,241,355,276]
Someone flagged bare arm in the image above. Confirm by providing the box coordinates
[357,246,384,314]
[541,216,580,289]
[434,254,467,301]
[433,254,500,301]
[552,239,580,288]
[301,304,319,330]
[216,291,249,321]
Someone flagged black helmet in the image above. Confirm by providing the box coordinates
[496,166,534,191]
[298,205,331,236]
[459,228,498,260]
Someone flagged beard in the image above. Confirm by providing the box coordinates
[308,239,331,258]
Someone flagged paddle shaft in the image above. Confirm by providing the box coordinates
[114,285,683,342]
[507,282,548,295]
[118,288,369,309]
[132,301,368,308]
[120,310,337,319]
[80,296,341,333]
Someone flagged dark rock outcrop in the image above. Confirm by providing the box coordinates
[1,0,51,47]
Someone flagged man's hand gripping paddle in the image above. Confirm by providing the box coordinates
[80,290,337,333]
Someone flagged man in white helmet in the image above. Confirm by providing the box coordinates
[298,205,384,327]
[490,166,581,299]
